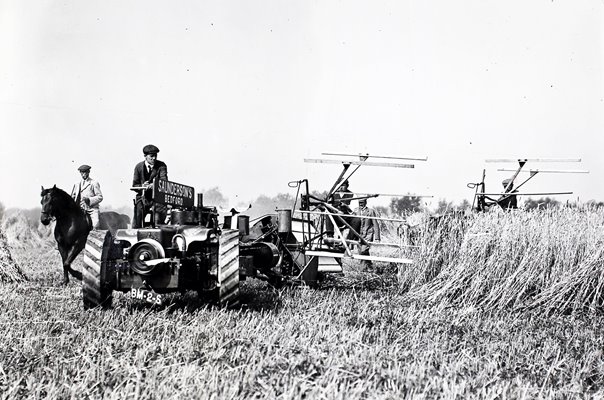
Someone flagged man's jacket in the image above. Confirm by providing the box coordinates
[132,160,168,202]
[354,206,381,241]
[71,178,103,211]
[333,188,354,213]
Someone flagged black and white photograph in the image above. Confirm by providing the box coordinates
[1,1,603,398]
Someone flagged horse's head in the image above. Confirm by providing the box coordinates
[40,185,57,225]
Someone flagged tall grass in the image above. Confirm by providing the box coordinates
[2,209,604,398]
[0,229,27,283]
[2,271,604,399]
[381,208,604,315]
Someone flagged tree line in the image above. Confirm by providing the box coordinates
[2,193,604,228]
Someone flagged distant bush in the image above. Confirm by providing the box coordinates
[249,193,296,220]
[523,197,561,210]
[390,195,422,214]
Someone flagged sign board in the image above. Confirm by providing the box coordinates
[153,179,195,208]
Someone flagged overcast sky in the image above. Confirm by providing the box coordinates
[1,0,602,211]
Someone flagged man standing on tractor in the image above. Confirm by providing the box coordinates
[354,197,380,270]
[70,164,103,229]
[132,144,168,228]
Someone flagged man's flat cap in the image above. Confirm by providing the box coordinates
[143,144,160,155]
[78,165,91,172]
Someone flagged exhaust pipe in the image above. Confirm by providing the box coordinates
[277,209,292,234]
[237,215,249,236]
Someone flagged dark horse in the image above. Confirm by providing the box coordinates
[98,211,131,234]
[40,185,89,285]
[40,186,132,284]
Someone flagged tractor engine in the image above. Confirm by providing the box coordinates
[112,214,219,294]
[82,182,241,309]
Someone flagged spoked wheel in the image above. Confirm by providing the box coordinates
[82,230,118,309]
[217,229,240,308]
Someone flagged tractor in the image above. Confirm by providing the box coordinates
[81,178,322,309]
[82,152,422,310]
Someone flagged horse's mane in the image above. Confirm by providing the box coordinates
[43,186,81,213]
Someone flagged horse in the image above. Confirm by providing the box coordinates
[40,185,89,285]
[98,211,131,234]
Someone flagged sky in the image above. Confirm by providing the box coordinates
[1,0,603,212]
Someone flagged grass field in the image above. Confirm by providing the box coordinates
[1,209,604,399]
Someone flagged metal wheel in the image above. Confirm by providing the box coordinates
[82,230,116,309]
[218,229,240,308]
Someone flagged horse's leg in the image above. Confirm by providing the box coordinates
[57,244,70,285]
[54,224,72,285]
[63,241,86,282]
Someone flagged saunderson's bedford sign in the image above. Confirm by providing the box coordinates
[154,179,195,208]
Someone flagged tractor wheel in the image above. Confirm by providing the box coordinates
[217,229,240,308]
[82,230,116,309]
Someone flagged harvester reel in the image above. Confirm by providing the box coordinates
[218,229,240,308]
[82,230,117,309]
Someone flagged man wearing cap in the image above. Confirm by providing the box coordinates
[325,180,355,241]
[497,178,518,210]
[70,165,104,229]
[354,198,381,270]
[333,180,354,214]
[132,144,168,228]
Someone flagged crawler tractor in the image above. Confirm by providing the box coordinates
[82,179,321,309]
[82,152,421,310]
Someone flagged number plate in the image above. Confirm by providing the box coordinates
[130,287,163,305]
